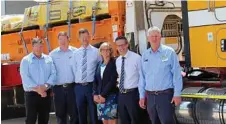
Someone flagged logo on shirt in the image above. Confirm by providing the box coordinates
[161,55,168,62]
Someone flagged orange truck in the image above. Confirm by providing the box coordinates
[1,1,226,123]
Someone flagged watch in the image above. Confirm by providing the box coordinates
[44,83,50,89]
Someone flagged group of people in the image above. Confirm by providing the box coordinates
[20,26,183,124]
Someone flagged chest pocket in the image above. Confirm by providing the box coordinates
[53,57,61,65]
[88,54,97,64]
[68,55,72,60]
[143,58,150,73]
[29,62,38,72]
[44,59,52,73]
[159,57,170,70]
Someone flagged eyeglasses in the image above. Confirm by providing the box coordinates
[116,43,127,47]
[150,36,160,38]
[100,48,110,51]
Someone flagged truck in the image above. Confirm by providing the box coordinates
[1,1,226,123]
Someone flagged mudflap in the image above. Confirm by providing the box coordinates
[1,86,26,120]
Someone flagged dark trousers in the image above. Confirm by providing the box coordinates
[74,83,97,124]
[118,89,148,124]
[24,91,51,124]
[53,85,78,124]
[146,92,176,124]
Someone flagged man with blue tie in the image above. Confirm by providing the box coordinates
[115,36,144,124]
[20,37,56,124]
[139,26,183,124]
[71,28,99,124]
[50,31,78,124]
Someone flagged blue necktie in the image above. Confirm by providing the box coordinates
[82,48,87,82]
[119,57,125,93]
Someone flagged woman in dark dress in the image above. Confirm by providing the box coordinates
[93,42,118,124]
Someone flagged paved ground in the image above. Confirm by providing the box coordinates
[1,113,57,124]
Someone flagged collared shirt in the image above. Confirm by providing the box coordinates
[71,45,100,83]
[116,50,141,89]
[100,64,106,79]
[20,53,56,91]
[139,44,183,98]
[50,46,77,85]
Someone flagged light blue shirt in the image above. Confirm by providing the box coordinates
[71,45,100,83]
[50,46,77,85]
[20,53,56,91]
[139,44,183,98]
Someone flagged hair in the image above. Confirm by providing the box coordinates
[115,36,128,44]
[32,37,43,46]
[147,26,161,36]
[99,42,114,58]
[78,28,89,36]
[57,31,69,39]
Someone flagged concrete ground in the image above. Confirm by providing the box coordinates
[1,113,57,124]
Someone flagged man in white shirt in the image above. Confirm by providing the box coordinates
[115,36,147,124]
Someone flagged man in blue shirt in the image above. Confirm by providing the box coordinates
[50,32,78,124]
[139,26,183,124]
[20,37,56,124]
[71,28,99,124]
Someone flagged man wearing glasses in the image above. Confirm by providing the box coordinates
[115,36,144,124]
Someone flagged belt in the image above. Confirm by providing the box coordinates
[75,82,92,86]
[55,83,74,88]
[146,88,174,95]
[120,88,138,94]
[25,89,51,94]
[25,89,52,93]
